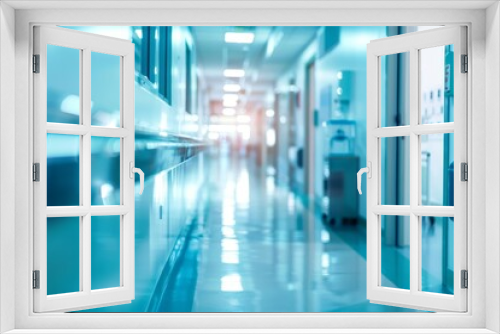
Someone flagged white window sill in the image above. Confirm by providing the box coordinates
[3,329,498,334]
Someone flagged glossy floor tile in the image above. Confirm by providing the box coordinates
[159,153,420,312]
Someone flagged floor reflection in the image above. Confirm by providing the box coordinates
[159,152,419,312]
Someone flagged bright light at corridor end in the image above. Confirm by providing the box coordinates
[223,99,238,108]
[224,69,245,78]
[222,108,236,116]
[266,109,275,118]
[223,84,241,92]
[225,32,255,44]
[223,94,239,101]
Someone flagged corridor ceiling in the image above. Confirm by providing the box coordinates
[191,26,319,115]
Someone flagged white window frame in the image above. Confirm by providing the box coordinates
[365,26,467,312]
[33,26,136,313]
[1,2,497,333]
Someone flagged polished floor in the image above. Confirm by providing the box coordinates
[157,151,420,312]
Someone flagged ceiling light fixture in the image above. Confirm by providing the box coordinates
[223,94,239,101]
[224,69,245,78]
[222,108,236,116]
[223,100,238,108]
[134,28,143,39]
[223,84,241,92]
[225,32,255,44]
[265,29,284,58]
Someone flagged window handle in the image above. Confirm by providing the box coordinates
[357,162,372,195]
[129,162,144,195]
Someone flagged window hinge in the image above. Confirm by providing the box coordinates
[461,270,468,289]
[33,54,40,73]
[461,54,468,73]
[33,163,40,182]
[461,162,468,182]
[33,270,40,289]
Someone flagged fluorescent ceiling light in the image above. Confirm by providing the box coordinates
[222,108,236,116]
[223,94,239,101]
[266,109,275,118]
[225,32,255,44]
[223,84,241,92]
[265,29,284,58]
[223,100,238,108]
[134,28,143,39]
[224,69,245,78]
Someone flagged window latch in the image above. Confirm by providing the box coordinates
[357,162,372,195]
[129,162,145,195]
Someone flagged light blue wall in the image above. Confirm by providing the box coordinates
[276,27,388,219]
[46,26,209,312]
[316,27,388,219]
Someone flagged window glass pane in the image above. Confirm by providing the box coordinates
[185,42,192,113]
[91,137,121,206]
[380,215,410,290]
[159,26,173,103]
[47,44,80,124]
[91,52,121,127]
[132,26,146,77]
[149,27,159,86]
[380,52,410,127]
[421,216,454,295]
[91,216,121,290]
[47,217,80,295]
[421,133,454,206]
[47,134,80,206]
[381,136,410,205]
[420,45,454,124]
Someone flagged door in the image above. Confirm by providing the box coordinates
[33,26,142,312]
[360,26,467,312]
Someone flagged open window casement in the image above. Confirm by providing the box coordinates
[361,26,467,312]
[33,26,142,312]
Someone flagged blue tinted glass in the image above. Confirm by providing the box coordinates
[148,27,159,85]
[380,52,410,127]
[380,215,410,290]
[47,217,80,295]
[381,136,409,205]
[47,44,80,124]
[47,134,80,206]
[421,133,454,206]
[421,45,454,124]
[421,216,454,295]
[91,52,121,127]
[91,137,120,206]
[91,216,121,290]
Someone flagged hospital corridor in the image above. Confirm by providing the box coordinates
[44,26,455,313]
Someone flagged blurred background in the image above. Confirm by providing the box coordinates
[45,26,454,312]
